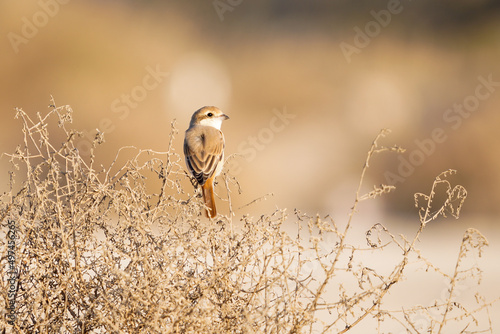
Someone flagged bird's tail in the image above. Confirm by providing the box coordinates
[201,179,217,218]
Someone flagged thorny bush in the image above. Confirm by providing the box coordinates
[0,103,497,333]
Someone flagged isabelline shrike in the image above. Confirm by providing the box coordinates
[184,106,229,218]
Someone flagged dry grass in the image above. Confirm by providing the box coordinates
[0,103,497,333]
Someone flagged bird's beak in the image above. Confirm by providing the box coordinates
[222,114,230,120]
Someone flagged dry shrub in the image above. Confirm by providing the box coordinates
[0,103,498,333]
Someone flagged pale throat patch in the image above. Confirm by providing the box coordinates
[199,117,223,130]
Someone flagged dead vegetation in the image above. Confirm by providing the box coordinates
[0,103,497,333]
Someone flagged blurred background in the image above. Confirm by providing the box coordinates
[0,0,499,330]
[1,0,500,217]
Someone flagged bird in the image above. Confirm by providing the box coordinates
[184,106,229,218]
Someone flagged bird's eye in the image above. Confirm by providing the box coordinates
[207,112,213,117]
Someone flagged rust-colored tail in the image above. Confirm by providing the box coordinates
[201,179,217,218]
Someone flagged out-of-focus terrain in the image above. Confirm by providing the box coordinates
[1,1,499,217]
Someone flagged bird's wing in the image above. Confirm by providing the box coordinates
[184,126,224,186]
